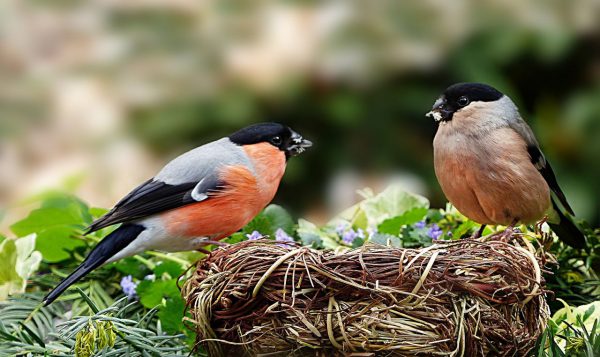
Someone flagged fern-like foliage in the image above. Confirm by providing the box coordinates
[0,292,192,356]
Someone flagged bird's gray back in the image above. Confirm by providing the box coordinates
[155,138,255,185]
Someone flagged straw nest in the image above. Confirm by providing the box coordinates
[182,235,552,356]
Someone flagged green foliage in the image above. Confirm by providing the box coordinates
[243,204,295,238]
[10,194,93,262]
[0,188,598,355]
[0,234,42,300]
[540,302,600,356]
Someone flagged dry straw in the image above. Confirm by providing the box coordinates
[182,234,552,356]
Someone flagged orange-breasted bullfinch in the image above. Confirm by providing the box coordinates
[427,83,586,248]
[43,122,312,305]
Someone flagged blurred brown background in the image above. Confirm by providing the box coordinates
[1,0,600,229]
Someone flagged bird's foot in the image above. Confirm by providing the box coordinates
[196,239,230,255]
[492,220,520,243]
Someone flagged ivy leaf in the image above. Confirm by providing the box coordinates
[378,207,428,235]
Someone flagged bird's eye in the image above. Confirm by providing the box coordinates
[457,96,470,107]
[271,136,282,145]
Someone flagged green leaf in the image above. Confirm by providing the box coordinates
[157,296,186,334]
[137,279,180,309]
[262,205,294,235]
[296,219,343,249]
[89,207,109,219]
[332,184,429,230]
[0,234,42,300]
[154,261,184,278]
[111,258,150,277]
[378,207,428,235]
[35,226,86,262]
[243,204,295,238]
[224,232,246,244]
[10,203,88,262]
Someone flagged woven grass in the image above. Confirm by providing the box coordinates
[182,235,552,356]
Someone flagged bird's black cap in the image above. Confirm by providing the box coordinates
[229,122,312,158]
[443,83,504,103]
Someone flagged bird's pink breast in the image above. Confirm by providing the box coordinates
[434,126,550,225]
[161,144,286,240]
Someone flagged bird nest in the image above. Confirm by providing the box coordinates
[181,235,552,356]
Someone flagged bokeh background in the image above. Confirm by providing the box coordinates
[1,0,600,230]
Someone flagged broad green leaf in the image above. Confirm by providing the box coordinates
[10,203,88,262]
[361,185,429,227]
[154,261,185,278]
[111,258,151,277]
[225,232,246,244]
[296,219,340,249]
[0,234,42,300]
[243,204,295,238]
[332,184,429,230]
[262,205,294,235]
[157,296,186,334]
[137,279,180,309]
[378,207,428,235]
[35,226,86,262]
[553,301,600,332]
[89,207,109,219]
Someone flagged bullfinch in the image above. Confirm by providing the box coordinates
[427,83,586,249]
[43,122,312,305]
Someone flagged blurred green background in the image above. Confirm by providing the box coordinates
[1,0,599,227]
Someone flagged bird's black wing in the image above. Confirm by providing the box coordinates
[86,176,225,234]
[526,145,575,215]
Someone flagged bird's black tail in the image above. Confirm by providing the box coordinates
[43,224,145,305]
[549,199,587,249]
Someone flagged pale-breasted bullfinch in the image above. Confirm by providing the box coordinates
[43,122,312,305]
[427,83,586,249]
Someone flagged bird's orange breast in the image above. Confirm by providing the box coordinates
[161,143,286,239]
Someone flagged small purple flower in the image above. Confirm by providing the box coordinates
[335,222,350,236]
[447,231,453,238]
[246,230,262,240]
[356,228,365,239]
[414,221,426,229]
[120,275,138,299]
[275,229,294,242]
[342,229,358,245]
[427,224,443,240]
[275,228,294,247]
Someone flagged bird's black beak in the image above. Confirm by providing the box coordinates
[287,131,312,157]
[426,98,453,122]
